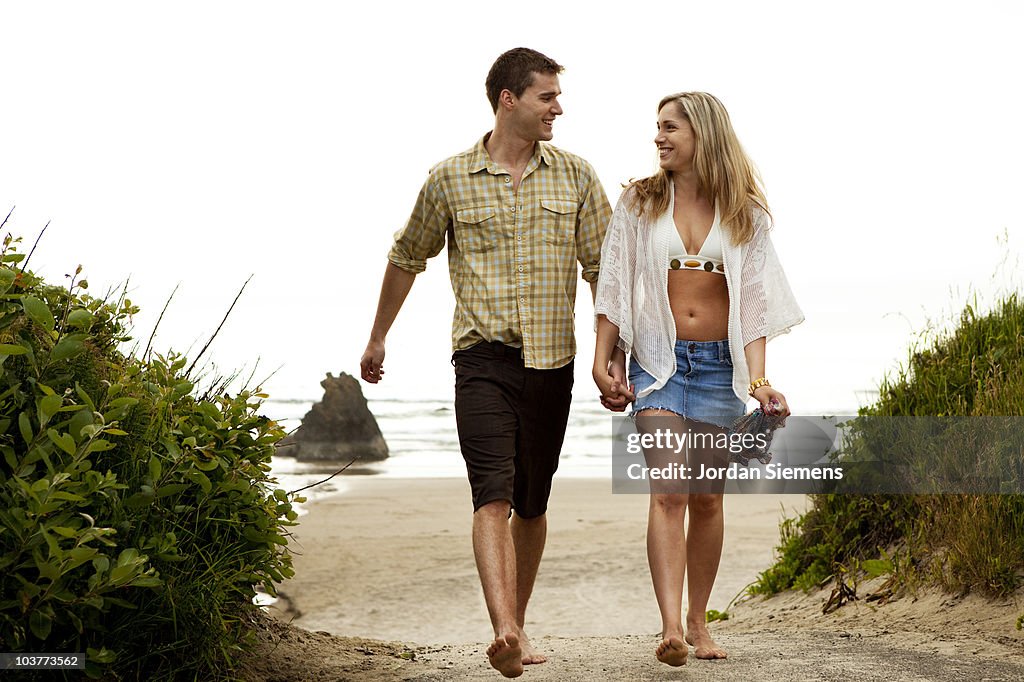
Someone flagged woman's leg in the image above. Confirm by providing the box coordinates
[684,422,729,659]
[685,493,727,658]
[636,409,689,666]
[648,491,689,665]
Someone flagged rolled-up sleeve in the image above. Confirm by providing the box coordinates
[388,172,449,274]
[574,161,612,283]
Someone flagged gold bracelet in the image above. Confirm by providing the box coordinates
[748,377,771,396]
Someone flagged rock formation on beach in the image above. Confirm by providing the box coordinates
[277,372,388,462]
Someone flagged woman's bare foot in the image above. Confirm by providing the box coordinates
[518,630,547,665]
[685,624,728,659]
[486,633,524,678]
[655,635,688,666]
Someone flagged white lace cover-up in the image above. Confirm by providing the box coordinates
[594,185,805,402]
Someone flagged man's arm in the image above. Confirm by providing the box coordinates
[361,167,449,383]
[360,263,417,383]
[575,160,613,286]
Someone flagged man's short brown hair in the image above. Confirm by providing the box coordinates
[485,47,564,114]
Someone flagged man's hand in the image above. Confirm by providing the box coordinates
[360,339,386,383]
[360,263,418,384]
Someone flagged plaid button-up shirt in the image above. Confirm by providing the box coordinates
[389,134,612,369]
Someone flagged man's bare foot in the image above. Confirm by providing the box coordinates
[486,633,524,678]
[685,625,728,659]
[518,630,547,665]
[655,635,688,666]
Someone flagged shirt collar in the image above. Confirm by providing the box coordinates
[469,133,553,175]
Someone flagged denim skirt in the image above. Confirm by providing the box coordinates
[629,339,745,429]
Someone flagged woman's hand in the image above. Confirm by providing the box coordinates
[752,386,789,417]
[593,359,635,412]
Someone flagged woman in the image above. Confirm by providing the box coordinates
[593,92,803,666]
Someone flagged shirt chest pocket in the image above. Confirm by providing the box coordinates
[454,206,497,253]
[540,199,577,246]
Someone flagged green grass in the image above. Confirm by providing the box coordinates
[751,293,1024,604]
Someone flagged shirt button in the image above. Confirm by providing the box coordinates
[511,207,516,213]
[504,177,510,183]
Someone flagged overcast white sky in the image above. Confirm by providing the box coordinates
[2,1,1022,413]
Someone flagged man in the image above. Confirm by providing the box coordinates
[360,47,614,678]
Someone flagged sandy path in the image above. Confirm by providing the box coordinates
[242,613,1024,681]
[244,476,1024,681]
[396,630,1024,681]
[274,477,807,643]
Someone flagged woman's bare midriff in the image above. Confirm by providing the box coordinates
[668,270,729,340]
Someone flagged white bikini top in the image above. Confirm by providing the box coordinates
[665,204,725,274]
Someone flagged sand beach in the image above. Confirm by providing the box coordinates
[238,476,1024,681]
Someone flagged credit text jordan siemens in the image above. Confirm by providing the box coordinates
[623,429,844,481]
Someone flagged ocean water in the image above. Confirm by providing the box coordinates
[264,397,618,503]
[263,392,867,506]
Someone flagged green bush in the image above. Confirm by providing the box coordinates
[752,292,1024,600]
[0,235,299,679]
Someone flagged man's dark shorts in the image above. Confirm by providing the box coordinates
[452,342,574,519]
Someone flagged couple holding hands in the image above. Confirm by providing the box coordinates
[360,47,802,677]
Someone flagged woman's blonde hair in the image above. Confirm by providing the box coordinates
[627,92,769,245]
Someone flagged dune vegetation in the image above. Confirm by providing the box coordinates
[0,233,299,680]
[752,292,1024,629]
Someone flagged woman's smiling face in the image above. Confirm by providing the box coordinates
[654,101,696,173]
